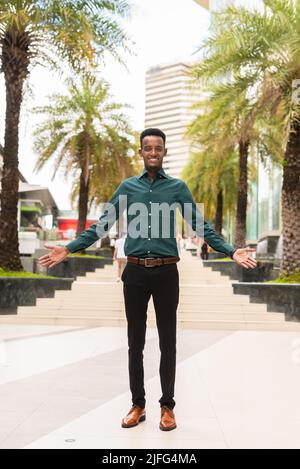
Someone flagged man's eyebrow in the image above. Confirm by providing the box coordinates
[144,145,163,148]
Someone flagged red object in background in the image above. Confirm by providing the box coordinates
[57,218,97,240]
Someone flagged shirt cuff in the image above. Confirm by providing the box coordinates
[229,248,237,259]
[65,240,80,253]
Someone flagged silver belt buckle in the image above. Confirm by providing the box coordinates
[144,257,156,267]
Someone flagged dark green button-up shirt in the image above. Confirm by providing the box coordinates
[66,168,235,258]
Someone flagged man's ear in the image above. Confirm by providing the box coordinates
[138,148,142,157]
[164,147,168,156]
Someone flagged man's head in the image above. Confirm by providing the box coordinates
[139,128,167,172]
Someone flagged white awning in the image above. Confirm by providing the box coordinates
[19,182,58,212]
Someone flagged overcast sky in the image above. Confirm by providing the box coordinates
[0,0,209,210]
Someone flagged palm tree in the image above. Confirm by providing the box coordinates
[0,0,130,270]
[182,147,238,236]
[33,74,137,237]
[80,128,141,237]
[193,1,294,263]
[183,105,239,237]
[82,128,141,205]
[187,87,254,247]
[186,87,281,247]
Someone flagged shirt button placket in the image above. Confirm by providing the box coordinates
[149,185,152,245]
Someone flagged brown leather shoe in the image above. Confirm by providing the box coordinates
[121,405,146,428]
[159,405,177,431]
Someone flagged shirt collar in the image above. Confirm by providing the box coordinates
[138,167,169,180]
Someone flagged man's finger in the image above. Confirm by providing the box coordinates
[39,257,49,264]
[39,254,51,261]
[249,256,257,263]
[245,248,256,252]
[244,257,255,265]
[39,256,53,266]
[247,257,257,266]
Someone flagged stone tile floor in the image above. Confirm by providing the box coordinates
[0,324,299,449]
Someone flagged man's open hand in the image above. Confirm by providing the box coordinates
[39,244,70,269]
[232,247,257,269]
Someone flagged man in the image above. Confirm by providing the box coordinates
[39,128,257,431]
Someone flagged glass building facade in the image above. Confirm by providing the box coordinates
[246,158,282,242]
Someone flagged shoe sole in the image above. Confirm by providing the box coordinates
[121,414,146,428]
[159,424,177,431]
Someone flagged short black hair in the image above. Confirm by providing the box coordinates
[140,128,166,147]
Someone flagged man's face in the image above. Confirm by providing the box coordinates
[139,135,167,171]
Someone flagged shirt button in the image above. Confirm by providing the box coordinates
[148,225,151,228]
[147,250,150,253]
[150,189,152,192]
[149,201,152,204]
[148,238,151,241]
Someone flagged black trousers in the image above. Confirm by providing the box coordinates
[121,262,179,410]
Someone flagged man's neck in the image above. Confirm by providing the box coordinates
[146,167,161,181]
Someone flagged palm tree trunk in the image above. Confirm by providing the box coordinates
[215,189,223,235]
[281,118,300,274]
[76,170,90,237]
[234,140,249,248]
[0,30,30,270]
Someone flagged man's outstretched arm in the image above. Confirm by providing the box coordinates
[179,181,257,269]
[39,182,126,269]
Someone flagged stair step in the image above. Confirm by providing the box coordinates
[51,294,251,304]
[1,315,299,332]
[22,302,270,313]
[75,277,232,284]
[0,250,294,332]
[17,305,280,319]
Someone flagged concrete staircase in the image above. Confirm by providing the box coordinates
[1,251,299,331]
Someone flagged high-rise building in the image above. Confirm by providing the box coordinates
[145,62,202,179]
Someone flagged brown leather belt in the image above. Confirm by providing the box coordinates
[127,256,180,268]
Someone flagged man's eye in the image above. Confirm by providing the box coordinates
[144,147,163,152]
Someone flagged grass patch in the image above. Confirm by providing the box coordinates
[69,254,105,259]
[206,257,232,261]
[0,269,56,279]
[265,269,300,284]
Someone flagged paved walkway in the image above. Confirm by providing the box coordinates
[1,324,300,449]
[1,251,300,448]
